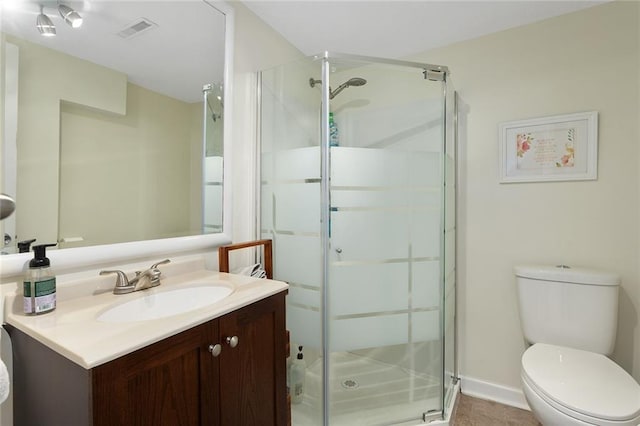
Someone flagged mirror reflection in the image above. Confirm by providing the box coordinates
[1,0,226,255]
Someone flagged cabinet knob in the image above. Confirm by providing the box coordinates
[225,335,239,348]
[208,344,222,357]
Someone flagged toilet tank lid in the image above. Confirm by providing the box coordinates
[515,265,620,286]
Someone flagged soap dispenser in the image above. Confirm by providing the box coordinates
[17,238,36,253]
[23,243,57,315]
[290,345,306,404]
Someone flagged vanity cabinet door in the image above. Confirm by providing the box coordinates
[217,292,287,426]
[92,320,219,426]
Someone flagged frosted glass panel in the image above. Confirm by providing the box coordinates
[331,189,409,208]
[412,261,440,309]
[274,182,320,233]
[289,305,321,348]
[330,314,408,351]
[331,210,410,260]
[289,285,321,309]
[413,310,441,342]
[204,156,223,182]
[261,184,274,230]
[409,152,441,184]
[274,234,322,287]
[331,148,409,186]
[330,263,408,316]
[410,208,441,258]
[203,185,222,229]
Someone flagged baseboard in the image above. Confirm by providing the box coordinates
[459,375,531,410]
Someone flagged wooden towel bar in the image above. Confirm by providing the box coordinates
[218,239,273,279]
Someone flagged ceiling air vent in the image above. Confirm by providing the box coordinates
[117,18,158,39]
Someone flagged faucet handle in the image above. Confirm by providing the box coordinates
[151,259,171,269]
[99,270,130,288]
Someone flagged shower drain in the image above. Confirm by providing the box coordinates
[341,379,360,390]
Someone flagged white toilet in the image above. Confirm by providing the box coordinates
[515,265,640,426]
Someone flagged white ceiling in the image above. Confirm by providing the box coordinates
[243,0,607,59]
[1,0,226,103]
[1,1,607,103]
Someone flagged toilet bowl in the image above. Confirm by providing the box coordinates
[521,344,640,426]
[515,265,640,425]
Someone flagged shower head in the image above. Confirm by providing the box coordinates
[309,77,367,99]
[345,77,367,87]
[329,77,367,99]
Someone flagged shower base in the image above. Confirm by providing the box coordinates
[291,351,441,426]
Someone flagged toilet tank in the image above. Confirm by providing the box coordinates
[515,265,620,355]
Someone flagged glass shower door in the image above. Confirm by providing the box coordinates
[325,57,448,425]
[260,57,325,425]
[260,53,455,426]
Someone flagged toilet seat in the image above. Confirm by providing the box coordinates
[522,343,640,425]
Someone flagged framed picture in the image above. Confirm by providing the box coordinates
[499,111,598,183]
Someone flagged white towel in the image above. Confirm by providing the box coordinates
[233,263,267,279]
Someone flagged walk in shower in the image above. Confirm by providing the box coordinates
[259,53,457,425]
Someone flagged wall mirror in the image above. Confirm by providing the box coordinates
[1,1,233,276]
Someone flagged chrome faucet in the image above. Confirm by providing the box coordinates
[100,259,171,295]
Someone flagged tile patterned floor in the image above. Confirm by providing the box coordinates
[452,394,541,426]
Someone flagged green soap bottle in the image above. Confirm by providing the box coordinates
[23,243,57,315]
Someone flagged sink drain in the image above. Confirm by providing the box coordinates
[341,379,359,390]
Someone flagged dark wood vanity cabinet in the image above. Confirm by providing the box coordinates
[8,291,288,426]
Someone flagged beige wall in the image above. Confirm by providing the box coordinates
[59,84,199,247]
[9,36,127,245]
[228,0,640,392]
[228,1,303,258]
[8,36,204,250]
[412,0,640,387]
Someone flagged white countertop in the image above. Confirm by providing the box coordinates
[3,263,288,369]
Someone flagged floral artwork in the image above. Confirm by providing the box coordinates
[515,127,577,170]
[516,133,533,158]
[556,129,575,168]
[499,111,597,183]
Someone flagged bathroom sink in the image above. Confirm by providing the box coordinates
[96,285,233,323]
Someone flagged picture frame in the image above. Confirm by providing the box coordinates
[498,111,598,183]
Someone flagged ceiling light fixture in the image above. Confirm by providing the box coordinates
[58,4,83,28]
[36,5,56,37]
